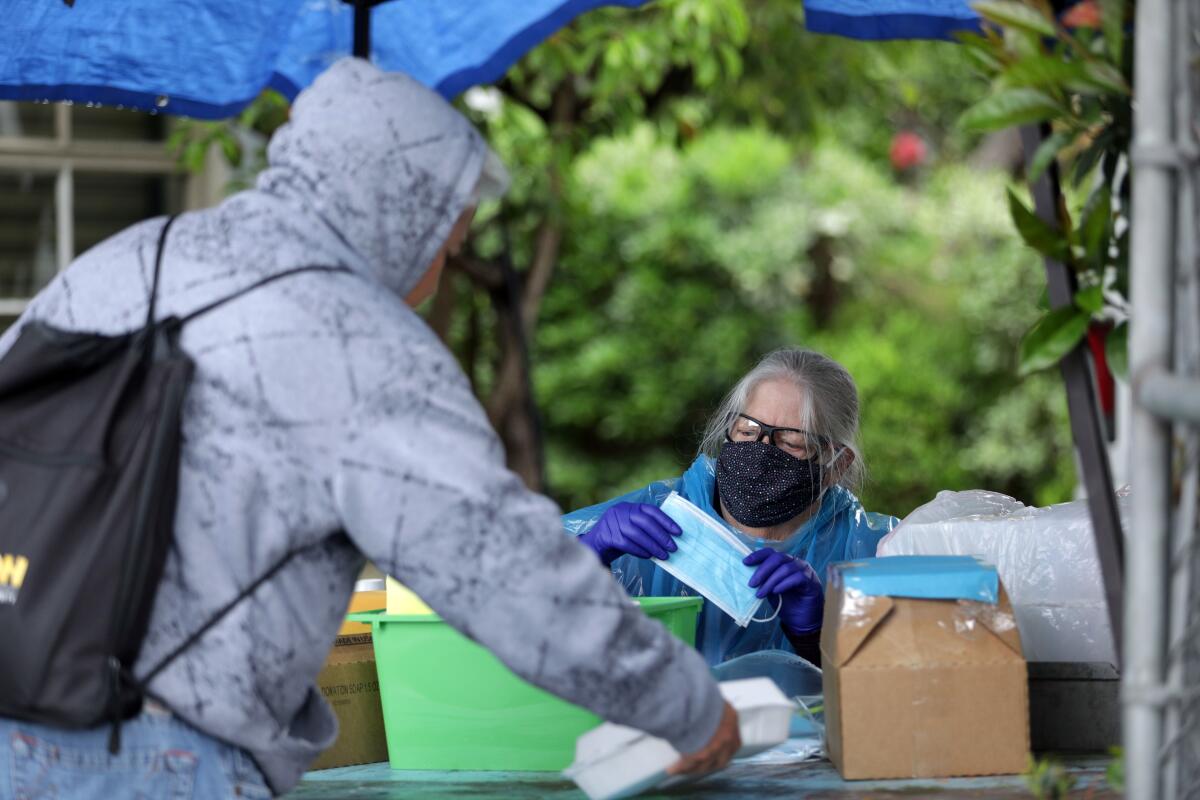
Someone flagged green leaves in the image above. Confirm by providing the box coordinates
[237,89,290,134]
[1027,129,1074,182]
[1008,181,1116,377]
[1074,284,1104,314]
[167,121,243,174]
[1081,61,1130,95]
[219,135,242,166]
[959,31,1007,72]
[1008,188,1069,261]
[1099,0,1126,65]
[1018,282,1111,377]
[1079,187,1112,266]
[1000,56,1084,90]
[1024,755,1079,800]
[997,57,1129,97]
[961,89,1063,132]
[166,89,289,182]
[1019,305,1091,375]
[973,0,1057,37]
[1105,322,1128,380]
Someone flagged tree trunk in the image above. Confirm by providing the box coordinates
[428,268,458,342]
[448,251,554,492]
[968,128,1024,174]
[486,220,564,426]
[481,80,575,492]
[806,234,840,329]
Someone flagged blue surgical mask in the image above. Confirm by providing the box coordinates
[656,492,766,627]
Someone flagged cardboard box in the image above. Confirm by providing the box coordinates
[821,556,1030,780]
[310,631,390,770]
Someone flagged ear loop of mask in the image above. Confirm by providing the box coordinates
[750,596,783,624]
[815,446,848,502]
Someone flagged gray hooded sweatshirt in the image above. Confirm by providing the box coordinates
[0,58,724,794]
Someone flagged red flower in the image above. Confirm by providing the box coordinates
[1062,0,1102,29]
[889,131,927,172]
[1087,323,1115,416]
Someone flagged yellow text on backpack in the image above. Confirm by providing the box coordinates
[0,553,28,589]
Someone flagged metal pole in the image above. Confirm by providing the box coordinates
[1163,1,1200,792]
[54,165,73,272]
[1019,124,1126,661]
[342,0,398,61]
[1125,0,1176,793]
[1140,373,1200,425]
[353,0,371,60]
[53,103,73,273]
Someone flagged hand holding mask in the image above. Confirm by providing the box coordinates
[744,549,824,635]
[578,502,682,567]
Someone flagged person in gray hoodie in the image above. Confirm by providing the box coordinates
[0,58,738,797]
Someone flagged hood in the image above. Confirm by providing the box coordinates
[255,57,491,299]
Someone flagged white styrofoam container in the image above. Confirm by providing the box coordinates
[564,678,794,800]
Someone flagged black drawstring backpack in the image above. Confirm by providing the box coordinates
[0,216,347,750]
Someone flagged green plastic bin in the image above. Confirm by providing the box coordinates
[347,596,702,772]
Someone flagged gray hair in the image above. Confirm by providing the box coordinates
[698,347,865,491]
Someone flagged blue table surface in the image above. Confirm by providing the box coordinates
[287,755,1118,798]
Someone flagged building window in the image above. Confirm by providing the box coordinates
[0,102,188,327]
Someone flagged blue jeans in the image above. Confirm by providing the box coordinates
[0,708,272,799]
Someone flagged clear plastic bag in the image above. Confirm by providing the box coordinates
[709,651,826,764]
[710,650,824,697]
[876,489,1125,664]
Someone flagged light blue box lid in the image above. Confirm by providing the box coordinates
[833,555,999,604]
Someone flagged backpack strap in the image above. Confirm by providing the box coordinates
[170,265,354,328]
[110,543,319,753]
[135,545,313,689]
[145,215,180,330]
[143,213,353,331]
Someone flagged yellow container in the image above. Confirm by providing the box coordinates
[386,576,434,616]
[339,579,388,635]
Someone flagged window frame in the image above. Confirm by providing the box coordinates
[0,103,186,314]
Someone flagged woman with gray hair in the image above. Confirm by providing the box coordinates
[564,348,898,667]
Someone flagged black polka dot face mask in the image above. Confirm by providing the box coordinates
[716,440,824,528]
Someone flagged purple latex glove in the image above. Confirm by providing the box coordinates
[578,502,683,567]
[743,549,824,635]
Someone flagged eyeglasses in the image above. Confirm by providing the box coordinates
[725,413,837,461]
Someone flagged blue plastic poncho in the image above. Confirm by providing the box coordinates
[562,455,899,666]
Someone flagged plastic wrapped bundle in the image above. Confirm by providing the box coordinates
[876,490,1124,664]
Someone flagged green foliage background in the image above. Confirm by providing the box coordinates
[532,130,1074,514]
[454,0,1077,516]
[170,0,1080,518]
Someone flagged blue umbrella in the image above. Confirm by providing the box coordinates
[0,0,645,119]
[802,0,981,41]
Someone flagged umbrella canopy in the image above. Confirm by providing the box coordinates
[0,0,645,119]
[802,0,981,40]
